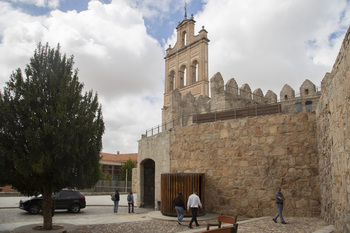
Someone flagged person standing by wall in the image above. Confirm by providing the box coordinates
[273,187,287,224]
[173,191,186,225]
[113,190,120,213]
[127,191,134,213]
[187,188,202,229]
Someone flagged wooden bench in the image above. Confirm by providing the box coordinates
[206,215,238,233]
[201,226,236,233]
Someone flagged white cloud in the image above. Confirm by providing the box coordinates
[0,2,46,80]
[100,94,162,154]
[190,0,350,96]
[1,0,350,154]
[0,0,164,153]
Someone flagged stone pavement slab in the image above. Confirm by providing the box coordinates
[4,208,149,233]
[0,195,340,233]
[0,194,137,209]
[5,213,339,233]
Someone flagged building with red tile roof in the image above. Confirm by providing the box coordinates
[100,152,138,164]
[0,152,138,193]
[100,152,138,180]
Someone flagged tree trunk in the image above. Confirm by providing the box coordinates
[42,187,53,230]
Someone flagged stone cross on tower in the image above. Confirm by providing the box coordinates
[184,2,188,19]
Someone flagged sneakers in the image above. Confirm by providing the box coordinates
[196,224,200,227]
[188,225,193,229]
[272,218,277,223]
[282,221,287,224]
[177,220,181,225]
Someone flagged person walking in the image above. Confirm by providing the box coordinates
[173,191,186,225]
[113,190,120,213]
[272,187,287,224]
[127,191,134,213]
[187,188,202,229]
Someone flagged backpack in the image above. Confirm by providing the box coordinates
[111,194,116,201]
[127,194,132,202]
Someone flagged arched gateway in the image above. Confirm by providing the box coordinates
[140,159,155,207]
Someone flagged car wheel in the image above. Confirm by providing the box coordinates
[70,203,80,213]
[28,204,40,214]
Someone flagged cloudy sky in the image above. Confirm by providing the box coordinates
[0,0,349,154]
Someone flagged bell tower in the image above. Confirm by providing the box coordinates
[163,14,210,107]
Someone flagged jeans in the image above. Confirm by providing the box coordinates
[113,201,119,213]
[189,207,199,226]
[128,202,134,213]
[175,206,184,222]
[273,203,285,222]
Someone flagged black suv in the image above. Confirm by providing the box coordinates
[19,189,86,214]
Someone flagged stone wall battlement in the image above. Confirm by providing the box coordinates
[162,72,321,126]
[332,26,350,71]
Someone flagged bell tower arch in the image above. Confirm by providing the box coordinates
[164,14,210,107]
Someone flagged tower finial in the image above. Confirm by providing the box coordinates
[184,1,188,19]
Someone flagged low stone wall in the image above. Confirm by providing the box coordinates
[169,112,320,217]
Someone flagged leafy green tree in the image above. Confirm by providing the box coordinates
[104,172,112,181]
[119,158,136,181]
[0,43,104,230]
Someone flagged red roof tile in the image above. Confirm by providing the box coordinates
[100,152,138,163]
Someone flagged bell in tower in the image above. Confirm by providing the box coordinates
[163,14,210,107]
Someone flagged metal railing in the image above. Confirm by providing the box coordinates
[83,180,132,193]
[193,103,282,124]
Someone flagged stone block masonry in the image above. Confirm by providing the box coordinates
[169,112,320,217]
[316,26,350,233]
[137,131,171,207]
[138,15,350,232]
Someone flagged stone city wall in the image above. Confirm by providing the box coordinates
[169,112,320,217]
[316,27,350,232]
[137,131,171,208]
[162,72,321,130]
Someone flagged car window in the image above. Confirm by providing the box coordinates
[58,191,72,198]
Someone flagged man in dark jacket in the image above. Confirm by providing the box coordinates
[272,187,286,224]
[173,191,186,225]
[113,190,120,213]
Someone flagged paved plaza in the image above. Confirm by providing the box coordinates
[0,195,339,233]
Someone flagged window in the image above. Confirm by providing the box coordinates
[180,65,186,88]
[101,164,119,180]
[169,71,175,91]
[304,89,309,95]
[295,102,302,112]
[284,95,288,100]
[192,60,198,83]
[59,190,71,198]
[305,101,312,112]
[184,68,187,86]
[182,31,187,47]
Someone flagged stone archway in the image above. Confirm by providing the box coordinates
[141,159,155,208]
